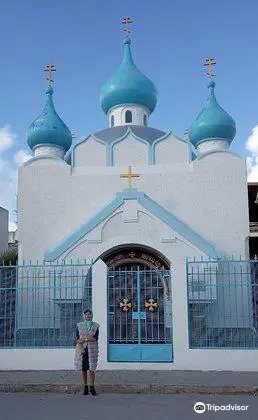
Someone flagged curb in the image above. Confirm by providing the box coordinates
[0,384,258,395]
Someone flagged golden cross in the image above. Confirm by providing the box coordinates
[121,16,132,36]
[203,57,216,79]
[120,298,132,312]
[44,63,56,86]
[145,299,158,312]
[120,165,140,189]
[184,128,190,142]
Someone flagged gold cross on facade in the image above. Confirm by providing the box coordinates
[44,64,56,86]
[120,165,140,189]
[203,57,216,79]
[121,16,132,36]
[145,298,158,312]
[120,298,132,312]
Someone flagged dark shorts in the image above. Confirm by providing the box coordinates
[82,347,90,371]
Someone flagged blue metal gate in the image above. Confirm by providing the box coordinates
[107,268,173,362]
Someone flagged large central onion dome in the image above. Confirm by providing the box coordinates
[99,37,158,115]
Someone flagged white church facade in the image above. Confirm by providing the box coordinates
[1,32,258,371]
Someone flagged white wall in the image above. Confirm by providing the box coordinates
[34,145,66,159]
[18,150,249,263]
[1,251,258,371]
[15,140,252,372]
[197,139,229,153]
[74,136,106,166]
[1,348,258,370]
[0,207,8,255]
[108,105,150,127]
[154,134,189,164]
[113,134,148,166]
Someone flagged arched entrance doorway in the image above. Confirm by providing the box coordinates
[101,246,173,362]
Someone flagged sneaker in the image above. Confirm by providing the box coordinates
[89,385,97,396]
[83,385,88,395]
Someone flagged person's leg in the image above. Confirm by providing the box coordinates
[82,369,88,395]
[82,369,87,385]
[89,371,97,396]
[82,348,89,395]
[89,370,95,386]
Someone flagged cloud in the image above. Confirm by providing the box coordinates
[0,124,16,153]
[9,221,17,232]
[0,124,17,176]
[246,126,258,155]
[14,150,31,166]
[246,127,258,182]
[0,125,31,230]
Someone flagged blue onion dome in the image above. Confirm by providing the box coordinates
[27,86,72,152]
[190,80,236,147]
[100,37,158,114]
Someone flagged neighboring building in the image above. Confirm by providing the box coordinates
[8,230,18,251]
[0,207,8,255]
[4,31,257,372]
[248,182,258,259]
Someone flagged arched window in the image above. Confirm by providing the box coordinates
[110,115,114,127]
[125,110,132,123]
[143,114,147,126]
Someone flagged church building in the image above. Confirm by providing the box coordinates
[13,22,258,372]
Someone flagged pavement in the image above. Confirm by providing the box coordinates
[1,370,258,394]
[1,393,257,420]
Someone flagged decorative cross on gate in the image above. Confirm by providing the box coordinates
[44,63,56,86]
[203,57,216,79]
[120,298,132,311]
[145,298,158,311]
[120,165,140,189]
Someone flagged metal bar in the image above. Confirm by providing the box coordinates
[137,268,141,344]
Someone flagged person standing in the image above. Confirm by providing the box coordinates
[75,309,99,396]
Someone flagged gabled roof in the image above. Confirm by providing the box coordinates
[44,189,221,261]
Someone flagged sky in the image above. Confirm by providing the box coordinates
[1,0,258,230]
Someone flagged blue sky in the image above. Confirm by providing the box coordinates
[1,0,258,228]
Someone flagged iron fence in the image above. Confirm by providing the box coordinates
[0,261,92,347]
[187,258,258,348]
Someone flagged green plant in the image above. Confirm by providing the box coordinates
[0,248,18,266]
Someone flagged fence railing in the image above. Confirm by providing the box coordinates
[187,259,258,348]
[0,261,92,347]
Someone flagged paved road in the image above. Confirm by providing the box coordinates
[0,393,257,420]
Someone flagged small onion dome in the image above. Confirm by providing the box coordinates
[100,37,158,115]
[190,80,236,147]
[27,86,72,152]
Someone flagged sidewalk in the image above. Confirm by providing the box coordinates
[1,370,258,394]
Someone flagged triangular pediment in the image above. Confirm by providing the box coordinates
[44,189,220,261]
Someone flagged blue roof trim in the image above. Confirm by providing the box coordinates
[93,125,166,146]
[71,134,108,167]
[150,131,189,164]
[109,127,151,166]
[137,195,220,259]
[44,189,221,262]
[66,126,169,167]
[44,195,124,261]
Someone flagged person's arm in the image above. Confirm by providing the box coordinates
[76,327,85,344]
[85,327,99,343]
